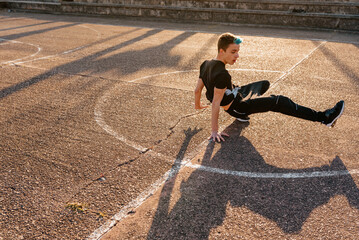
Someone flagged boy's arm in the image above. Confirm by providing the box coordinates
[210,87,229,142]
[194,78,209,109]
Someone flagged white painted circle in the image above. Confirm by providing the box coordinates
[1,24,101,66]
[94,69,358,179]
[0,38,42,65]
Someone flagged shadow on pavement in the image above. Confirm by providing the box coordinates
[0,22,78,40]
[0,21,54,32]
[147,121,359,239]
[318,42,359,87]
[0,28,196,99]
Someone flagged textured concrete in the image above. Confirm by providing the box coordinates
[0,10,358,240]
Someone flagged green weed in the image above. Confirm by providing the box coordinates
[66,202,87,213]
[65,202,107,220]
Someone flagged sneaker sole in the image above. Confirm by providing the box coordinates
[326,101,345,128]
[237,118,250,122]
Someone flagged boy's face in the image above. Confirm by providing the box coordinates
[220,43,240,65]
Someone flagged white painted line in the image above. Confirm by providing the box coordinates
[3,24,101,66]
[0,38,42,65]
[86,139,210,240]
[93,70,198,152]
[128,70,198,83]
[230,68,283,73]
[143,150,359,179]
[271,41,327,88]
[86,165,179,240]
[94,106,148,153]
[12,64,48,71]
[15,44,87,65]
[185,163,359,179]
[129,69,283,83]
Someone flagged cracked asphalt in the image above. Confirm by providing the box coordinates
[1,10,359,240]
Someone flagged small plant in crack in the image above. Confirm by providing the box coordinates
[66,202,87,213]
[66,202,107,220]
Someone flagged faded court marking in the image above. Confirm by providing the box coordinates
[0,38,42,65]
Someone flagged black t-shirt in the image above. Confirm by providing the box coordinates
[199,60,234,106]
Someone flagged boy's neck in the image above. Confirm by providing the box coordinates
[214,55,226,65]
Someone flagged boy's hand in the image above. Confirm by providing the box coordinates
[208,131,229,142]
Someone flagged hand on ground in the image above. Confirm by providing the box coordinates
[208,131,229,142]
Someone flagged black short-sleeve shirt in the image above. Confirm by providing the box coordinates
[199,60,234,106]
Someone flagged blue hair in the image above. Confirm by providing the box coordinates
[234,37,243,45]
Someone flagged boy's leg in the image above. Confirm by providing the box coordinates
[237,80,270,99]
[233,95,324,122]
[226,80,270,122]
[225,107,250,122]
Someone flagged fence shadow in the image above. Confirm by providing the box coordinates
[318,42,359,87]
[1,28,196,99]
[147,121,359,239]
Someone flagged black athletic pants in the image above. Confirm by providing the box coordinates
[225,80,325,122]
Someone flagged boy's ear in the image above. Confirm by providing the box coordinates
[219,48,225,54]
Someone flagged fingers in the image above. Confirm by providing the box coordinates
[208,134,218,142]
[220,132,229,137]
[208,132,228,142]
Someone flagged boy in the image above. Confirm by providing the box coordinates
[194,32,344,142]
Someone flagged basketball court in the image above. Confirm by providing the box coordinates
[1,10,359,239]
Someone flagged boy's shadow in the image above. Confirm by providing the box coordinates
[147,122,359,239]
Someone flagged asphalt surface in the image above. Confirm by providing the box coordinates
[0,10,358,240]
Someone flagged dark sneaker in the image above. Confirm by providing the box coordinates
[232,109,250,122]
[237,115,250,122]
[323,100,344,127]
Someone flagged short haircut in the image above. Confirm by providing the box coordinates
[217,32,236,52]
